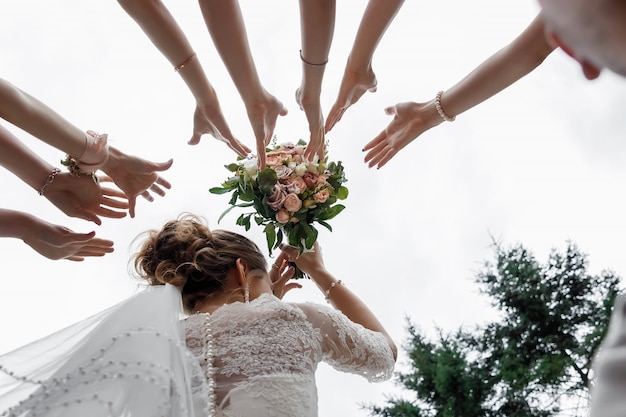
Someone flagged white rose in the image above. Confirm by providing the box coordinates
[294,163,307,176]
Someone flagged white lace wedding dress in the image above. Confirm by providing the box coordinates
[0,286,395,417]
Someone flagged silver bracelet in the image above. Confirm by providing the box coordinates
[435,91,455,122]
[38,168,61,196]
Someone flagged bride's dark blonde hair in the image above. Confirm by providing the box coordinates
[133,214,267,312]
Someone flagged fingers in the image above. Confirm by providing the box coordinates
[324,104,346,133]
[100,194,130,210]
[71,208,102,226]
[155,175,172,189]
[96,206,128,219]
[228,138,252,158]
[101,186,129,202]
[257,152,267,171]
[140,190,154,202]
[65,256,84,262]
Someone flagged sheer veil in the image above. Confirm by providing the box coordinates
[0,284,210,417]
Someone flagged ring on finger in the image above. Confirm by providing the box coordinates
[271,264,280,270]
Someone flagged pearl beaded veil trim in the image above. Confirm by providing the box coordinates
[203,313,217,416]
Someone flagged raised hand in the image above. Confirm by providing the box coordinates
[245,93,288,170]
[363,101,441,169]
[325,68,377,133]
[21,218,114,261]
[44,173,129,225]
[268,249,302,299]
[296,88,325,163]
[102,147,173,218]
[190,103,251,158]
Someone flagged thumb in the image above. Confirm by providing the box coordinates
[68,230,97,243]
[189,132,201,145]
[128,195,137,218]
[149,158,174,172]
[384,106,396,116]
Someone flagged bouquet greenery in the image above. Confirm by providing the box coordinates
[209,140,348,277]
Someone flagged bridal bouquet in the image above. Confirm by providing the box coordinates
[210,140,348,276]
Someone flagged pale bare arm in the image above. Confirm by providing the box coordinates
[296,0,336,162]
[0,77,172,215]
[117,0,251,156]
[0,124,128,224]
[364,15,555,169]
[0,209,114,261]
[325,0,405,133]
[281,243,397,359]
[198,0,287,169]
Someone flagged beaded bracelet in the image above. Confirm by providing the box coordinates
[435,91,455,122]
[38,168,61,196]
[324,280,343,301]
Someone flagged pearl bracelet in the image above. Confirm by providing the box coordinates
[324,280,343,301]
[435,91,455,122]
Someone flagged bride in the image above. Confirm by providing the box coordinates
[0,214,396,416]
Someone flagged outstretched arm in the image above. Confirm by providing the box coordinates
[296,0,336,162]
[0,77,172,216]
[364,15,555,169]
[280,243,397,358]
[117,0,251,157]
[325,0,405,133]
[0,209,114,261]
[198,0,287,169]
[0,124,128,224]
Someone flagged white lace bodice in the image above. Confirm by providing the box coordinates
[184,293,395,417]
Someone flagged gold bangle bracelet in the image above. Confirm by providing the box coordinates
[174,52,197,72]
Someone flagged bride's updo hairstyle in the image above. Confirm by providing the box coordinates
[133,214,267,312]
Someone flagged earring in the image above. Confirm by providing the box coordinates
[244,286,250,303]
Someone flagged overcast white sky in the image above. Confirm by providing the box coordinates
[2,0,626,415]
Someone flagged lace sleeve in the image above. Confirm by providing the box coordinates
[295,302,395,382]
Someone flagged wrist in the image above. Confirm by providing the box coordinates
[101,146,123,176]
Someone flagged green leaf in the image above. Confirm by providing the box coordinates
[264,223,276,255]
[301,222,318,249]
[257,168,278,195]
[209,187,231,195]
[228,190,239,205]
[318,204,345,221]
[225,163,241,172]
[336,186,349,200]
[318,219,333,232]
[217,202,254,223]
[275,228,284,250]
[238,184,255,202]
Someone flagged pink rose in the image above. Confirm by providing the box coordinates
[283,193,303,212]
[286,176,307,194]
[273,164,293,179]
[313,189,330,203]
[265,185,286,211]
[302,171,319,188]
[316,175,328,186]
[266,154,286,167]
[275,208,290,223]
